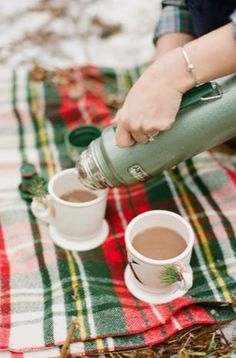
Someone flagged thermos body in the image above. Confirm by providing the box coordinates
[76,75,236,189]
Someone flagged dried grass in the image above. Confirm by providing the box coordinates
[97,324,236,358]
[61,321,236,358]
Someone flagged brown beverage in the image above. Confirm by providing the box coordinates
[132,227,187,260]
[60,189,97,203]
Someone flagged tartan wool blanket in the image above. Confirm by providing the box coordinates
[1,64,236,357]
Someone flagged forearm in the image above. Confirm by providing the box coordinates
[155,32,195,59]
[183,23,236,85]
[152,23,236,94]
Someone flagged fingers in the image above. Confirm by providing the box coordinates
[115,124,159,147]
[114,109,175,148]
[115,115,149,146]
[130,130,149,144]
[115,110,135,147]
[115,120,135,147]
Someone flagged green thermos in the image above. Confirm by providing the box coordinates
[76,75,236,190]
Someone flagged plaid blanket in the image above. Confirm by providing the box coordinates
[1,65,236,357]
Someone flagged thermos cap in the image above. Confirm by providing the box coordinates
[65,124,101,161]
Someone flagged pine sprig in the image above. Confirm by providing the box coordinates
[159,265,182,285]
[28,177,48,200]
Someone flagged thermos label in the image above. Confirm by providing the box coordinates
[128,164,150,182]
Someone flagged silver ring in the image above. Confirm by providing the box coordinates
[146,131,159,142]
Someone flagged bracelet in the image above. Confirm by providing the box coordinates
[181,46,202,87]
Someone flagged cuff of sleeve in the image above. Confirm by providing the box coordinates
[230,10,236,38]
[153,6,194,45]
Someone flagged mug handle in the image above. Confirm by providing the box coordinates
[181,269,193,290]
[31,196,51,224]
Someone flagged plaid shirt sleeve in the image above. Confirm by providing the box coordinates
[230,10,236,38]
[153,0,194,45]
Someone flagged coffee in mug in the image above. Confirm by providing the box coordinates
[132,227,187,260]
[31,168,109,251]
[60,189,97,203]
[124,210,194,304]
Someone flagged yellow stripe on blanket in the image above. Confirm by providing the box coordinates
[29,81,55,179]
[171,175,232,302]
[66,250,87,341]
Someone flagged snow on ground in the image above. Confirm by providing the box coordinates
[0,0,159,68]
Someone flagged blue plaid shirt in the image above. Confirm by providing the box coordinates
[153,0,236,44]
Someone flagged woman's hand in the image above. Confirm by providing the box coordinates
[115,48,193,147]
[115,24,236,148]
[115,64,182,147]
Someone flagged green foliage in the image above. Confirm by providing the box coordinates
[28,177,48,200]
[159,265,181,284]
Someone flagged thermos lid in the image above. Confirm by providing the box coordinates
[65,124,102,161]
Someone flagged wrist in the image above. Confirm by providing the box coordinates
[152,47,196,94]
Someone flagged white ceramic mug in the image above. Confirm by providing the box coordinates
[124,210,194,304]
[31,168,109,251]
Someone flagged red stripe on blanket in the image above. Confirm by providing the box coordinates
[0,223,10,349]
[11,353,24,358]
[103,185,178,332]
[103,187,149,333]
[209,151,236,187]
[58,66,113,129]
[79,66,113,126]
[83,90,113,126]
[224,167,236,187]
[58,84,82,129]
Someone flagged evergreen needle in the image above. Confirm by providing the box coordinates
[159,265,181,284]
[29,177,48,200]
